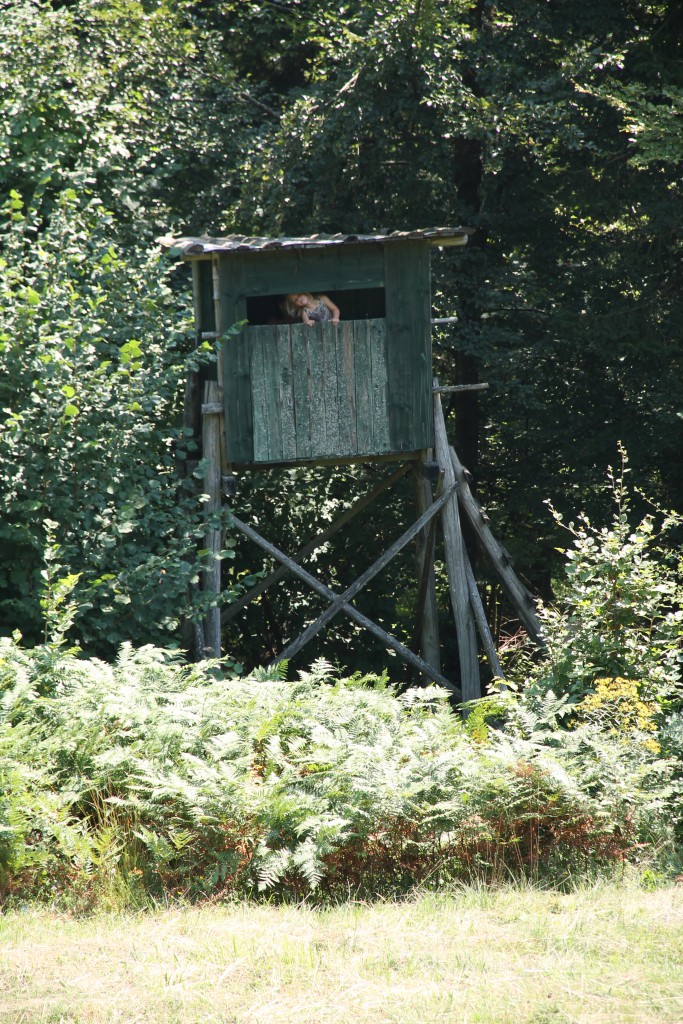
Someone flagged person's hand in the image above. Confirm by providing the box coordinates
[332,316,339,324]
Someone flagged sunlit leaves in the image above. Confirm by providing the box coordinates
[0,185,228,654]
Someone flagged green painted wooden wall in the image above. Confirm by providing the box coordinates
[384,241,432,453]
[212,240,434,466]
[223,319,391,464]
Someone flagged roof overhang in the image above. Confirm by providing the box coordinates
[158,227,472,258]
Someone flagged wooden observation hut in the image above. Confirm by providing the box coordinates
[161,228,542,701]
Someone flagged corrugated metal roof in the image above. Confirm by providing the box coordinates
[157,227,472,257]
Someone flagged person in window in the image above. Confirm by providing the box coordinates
[284,292,340,326]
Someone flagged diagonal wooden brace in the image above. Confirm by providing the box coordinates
[274,481,458,664]
[221,462,412,624]
[411,468,445,653]
[230,501,460,695]
[448,445,544,648]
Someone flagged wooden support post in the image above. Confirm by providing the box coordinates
[201,381,223,659]
[464,556,505,682]
[180,366,203,657]
[448,446,544,648]
[433,386,480,702]
[230,515,460,696]
[412,460,441,675]
[194,253,228,660]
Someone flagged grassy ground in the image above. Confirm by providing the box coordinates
[0,883,681,1024]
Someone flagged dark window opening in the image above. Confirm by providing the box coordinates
[245,288,386,325]
[245,294,291,325]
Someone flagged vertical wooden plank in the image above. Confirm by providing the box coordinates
[227,329,254,463]
[277,324,297,461]
[335,320,355,454]
[213,256,224,335]
[212,257,225,409]
[306,324,327,457]
[384,241,432,452]
[413,249,434,449]
[185,262,204,468]
[192,261,215,335]
[262,325,283,462]
[222,330,240,461]
[322,322,340,457]
[353,319,373,454]
[370,318,390,452]
[291,324,312,460]
[250,328,269,462]
[218,255,254,464]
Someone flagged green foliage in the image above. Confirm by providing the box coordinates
[39,520,82,654]
[0,634,676,909]
[0,0,261,240]
[225,0,683,569]
[515,455,683,707]
[0,184,235,654]
[2,0,682,670]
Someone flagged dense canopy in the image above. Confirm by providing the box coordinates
[1,0,681,672]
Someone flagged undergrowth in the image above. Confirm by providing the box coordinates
[1,457,680,910]
[0,642,676,911]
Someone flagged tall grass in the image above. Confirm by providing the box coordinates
[1,883,681,1023]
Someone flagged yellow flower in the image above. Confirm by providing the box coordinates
[575,677,660,753]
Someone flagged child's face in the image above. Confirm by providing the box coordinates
[293,293,308,308]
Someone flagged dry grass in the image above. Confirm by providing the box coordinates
[0,883,682,1023]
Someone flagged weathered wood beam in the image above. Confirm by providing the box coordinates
[197,253,226,661]
[464,557,505,682]
[432,384,489,394]
[411,462,443,674]
[230,515,460,695]
[433,387,480,702]
[201,381,223,659]
[229,451,424,471]
[180,369,202,657]
[449,446,544,648]
[273,482,457,665]
[221,462,412,623]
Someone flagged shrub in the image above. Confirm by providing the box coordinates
[0,637,676,908]
[515,454,683,710]
[0,185,238,656]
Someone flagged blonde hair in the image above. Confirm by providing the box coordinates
[284,292,316,318]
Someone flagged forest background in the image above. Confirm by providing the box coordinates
[1,0,682,680]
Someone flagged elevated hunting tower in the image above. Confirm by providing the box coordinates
[162,229,542,700]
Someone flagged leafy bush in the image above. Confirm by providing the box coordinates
[0,184,238,655]
[497,456,683,857]
[0,635,676,909]
[514,456,683,710]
